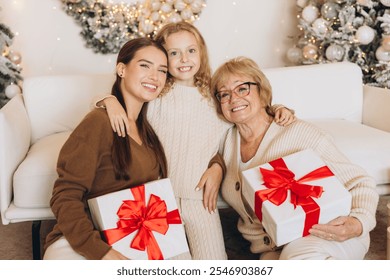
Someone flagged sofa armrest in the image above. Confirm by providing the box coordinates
[0,94,31,224]
[363,85,390,133]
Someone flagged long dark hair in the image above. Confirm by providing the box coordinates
[111,38,168,180]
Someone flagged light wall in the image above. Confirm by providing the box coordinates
[1,0,299,78]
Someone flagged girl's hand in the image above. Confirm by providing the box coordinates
[195,163,223,213]
[101,248,129,260]
[104,97,129,137]
[308,216,363,242]
[274,107,296,127]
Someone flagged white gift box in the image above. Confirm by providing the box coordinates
[88,178,189,260]
[241,149,352,247]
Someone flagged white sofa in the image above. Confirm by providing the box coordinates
[1,62,390,259]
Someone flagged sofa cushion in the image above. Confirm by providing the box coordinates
[265,62,363,122]
[310,120,390,185]
[22,74,114,144]
[13,131,71,208]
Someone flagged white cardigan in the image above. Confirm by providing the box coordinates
[220,119,379,253]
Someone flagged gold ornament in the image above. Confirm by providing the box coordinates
[296,0,309,8]
[356,0,372,6]
[8,51,22,65]
[375,46,390,61]
[382,36,390,52]
[302,44,318,60]
[2,46,10,57]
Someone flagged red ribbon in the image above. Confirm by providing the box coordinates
[103,185,182,260]
[254,157,334,236]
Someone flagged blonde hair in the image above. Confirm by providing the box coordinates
[155,21,212,98]
[211,56,274,117]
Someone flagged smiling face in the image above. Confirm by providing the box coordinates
[164,31,201,86]
[218,74,263,125]
[118,45,168,104]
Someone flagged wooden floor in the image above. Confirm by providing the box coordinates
[0,195,389,260]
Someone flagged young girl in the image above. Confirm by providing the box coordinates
[43,37,170,260]
[96,22,296,259]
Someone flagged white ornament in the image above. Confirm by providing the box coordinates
[287,47,303,63]
[302,44,318,60]
[380,0,390,7]
[325,44,345,61]
[381,36,390,52]
[321,2,339,20]
[169,12,182,23]
[296,0,308,8]
[181,8,194,20]
[150,0,161,11]
[150,11,160,22]
[161,3,173,13]
[312,18,328,36]
[5,84,21,99]
[175,0,187,11]
[140,20,154,34]
[375,46,390,61]
[356,25,375,45]
[190,0,204,13]
[302,5,319,24]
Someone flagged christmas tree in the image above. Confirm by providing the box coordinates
[287,0,390,89]
[0,22,22,109]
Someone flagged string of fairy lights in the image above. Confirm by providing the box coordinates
[62,0,206,54]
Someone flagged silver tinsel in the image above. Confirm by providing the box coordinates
[62,0,206,54]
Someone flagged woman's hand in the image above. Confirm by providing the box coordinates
[195,163,223,213]
[101,248,129,260]
[104,97,129,137]
[274,107,296,126]
[308,216,363,242]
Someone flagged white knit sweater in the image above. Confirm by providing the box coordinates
[220,119,379,253]
[147,83,231,200]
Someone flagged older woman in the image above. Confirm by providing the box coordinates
[211,57,379,260]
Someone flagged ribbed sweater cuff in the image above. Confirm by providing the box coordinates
[208,153,226,179]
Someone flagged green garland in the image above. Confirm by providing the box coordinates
[62,0,206,54]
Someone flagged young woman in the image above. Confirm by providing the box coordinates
[43,37,170,260]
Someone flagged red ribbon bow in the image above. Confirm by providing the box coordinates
[103,185,182,260]
[255,157,334,236]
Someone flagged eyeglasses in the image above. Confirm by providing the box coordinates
[215,82,257,104]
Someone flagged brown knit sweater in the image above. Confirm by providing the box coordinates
[44,109,162,259]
